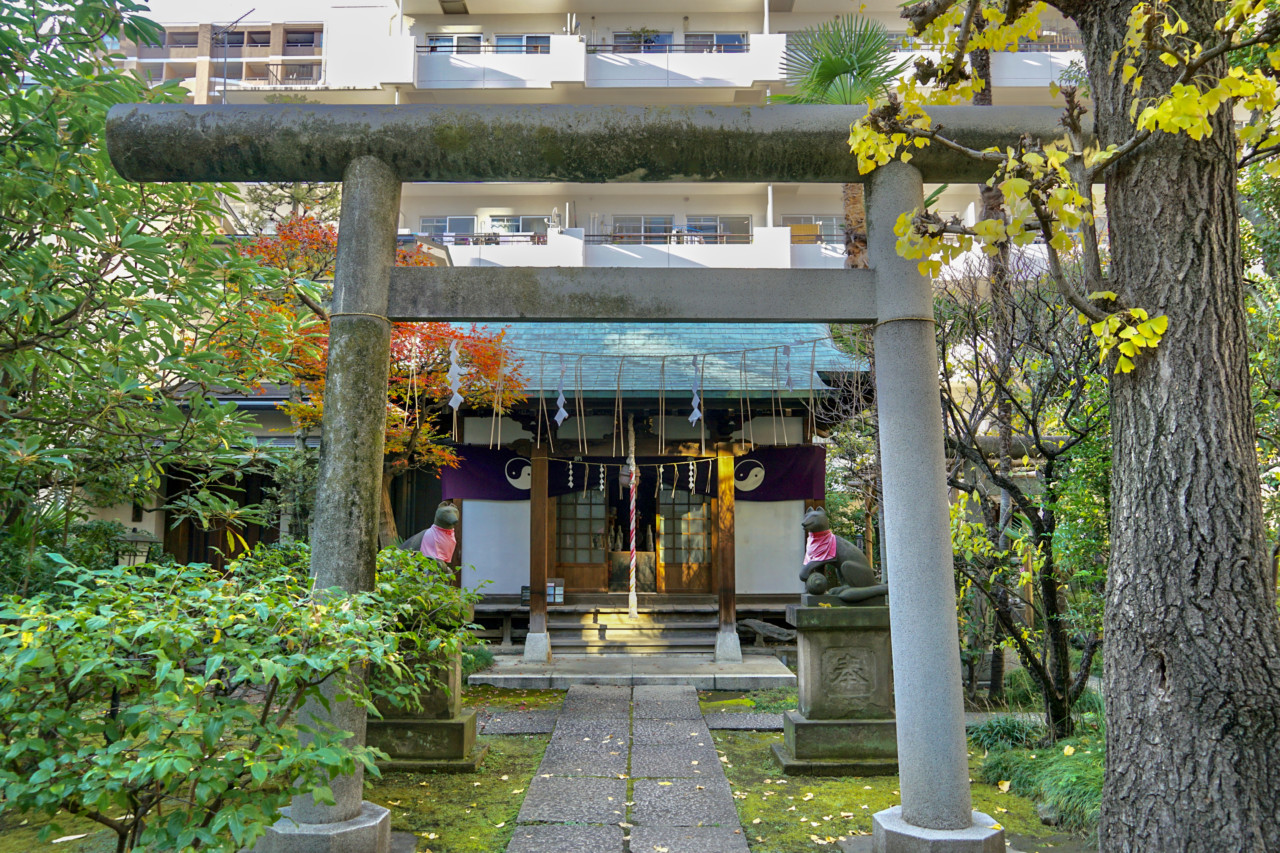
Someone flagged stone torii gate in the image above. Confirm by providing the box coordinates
[107,103,1065,853]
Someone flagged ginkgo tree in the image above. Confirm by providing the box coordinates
[849,1,1280,849]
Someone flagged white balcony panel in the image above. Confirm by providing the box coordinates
[445,229,586,266]
[989,49,1080,88]
[586,34,784,88]
[584,227,790,268]
[417,36,585,89]
[790,242,847,269]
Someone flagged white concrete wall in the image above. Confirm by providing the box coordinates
[734,499,804,594]
[417,36,585,89]
[460,500,529,594]
[585,35,785,88]
[327,7,415,88]
[447,228,585,267]
[583,226,791,268]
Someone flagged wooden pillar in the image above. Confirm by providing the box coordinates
[525,445,551,661]
[714,449,742,662]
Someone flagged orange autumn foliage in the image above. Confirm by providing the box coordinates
[238,215,525,476]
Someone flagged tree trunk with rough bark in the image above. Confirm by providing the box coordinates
[1071,4,1280,849]
[842,183,869,268]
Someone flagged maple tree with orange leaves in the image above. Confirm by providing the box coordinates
[239,215,525,542]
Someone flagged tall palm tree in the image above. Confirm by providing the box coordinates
[774,17,907,268]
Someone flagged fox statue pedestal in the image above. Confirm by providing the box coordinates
[773,605,898,776]
[367,653,488,773]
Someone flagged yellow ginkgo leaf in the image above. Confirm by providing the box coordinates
[997,780,1011,793]
[1063,745,1076,756]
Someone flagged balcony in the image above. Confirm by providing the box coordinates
[585,34,785,88]
[234,62,325,88]
[890,35,1082,89]
[431,227,822,268]
[417,36,586,89]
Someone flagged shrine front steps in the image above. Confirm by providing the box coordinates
[467,652,796,690]
[547,610,721,655]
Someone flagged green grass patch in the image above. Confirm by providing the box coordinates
[715,731,1066,852]
[0,809,116,853]
[368,734,550,853]
[745,687,798,714]
[463,684,564,712]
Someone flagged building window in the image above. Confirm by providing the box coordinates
[684,33,747,53]
[425,34,481,53]
[419,215,479,243]
[213,31,245,47]
[685,215,750,244]
[781,214,842,244]
[495,34,551,54]
[167,31,198,47]
[557,489,607,565]
[247,31,271,47]
[614,31,673,53]
[613,215,672,244]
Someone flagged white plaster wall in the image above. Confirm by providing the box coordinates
[731,417,806,446]
[734,499,804,594]
[327,7,415,88]
[461,416,532,445]
[418,36,585,89]
[85,502,166,543]
[460,500,529,595]
[448,228,585,267]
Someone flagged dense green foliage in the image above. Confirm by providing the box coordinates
[0,544,477,852]
[0,1,305,560]
[976,730,1105,834]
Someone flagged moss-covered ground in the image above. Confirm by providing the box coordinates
[463,684,564,712]
[367,733,550,853]
[715,730,1091,853]
[0,809,115,853]
[698,688,797,714]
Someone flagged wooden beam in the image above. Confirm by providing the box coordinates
[715,450,737,633]
[529,445,549,635]
[386,266,878,324]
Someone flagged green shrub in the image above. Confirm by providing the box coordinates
[967,715,1045,751]
[976,730,1105,833]
[462,644,495,678]
[749,686,798,713]
[0,543,477,852]
[1002,666,1042,710]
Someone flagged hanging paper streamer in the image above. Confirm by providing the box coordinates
[568,460,574,490]
[627,416,639,619]
[784,344,794,391]
[555,356,569,427]
[447,340,464,410]
[688,355,702,426]
[688,460,695,492]
[599,463,606,493]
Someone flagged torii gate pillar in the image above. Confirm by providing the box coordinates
[867,162,1004,851]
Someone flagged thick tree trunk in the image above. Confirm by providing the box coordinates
[1073,5,1280,849]
[842,183,869,268]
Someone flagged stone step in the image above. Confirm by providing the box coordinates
[550,637,718,654]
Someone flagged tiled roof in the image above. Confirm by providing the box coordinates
[467,322,863,398]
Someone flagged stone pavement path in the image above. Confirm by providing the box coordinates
[506,684,750,853]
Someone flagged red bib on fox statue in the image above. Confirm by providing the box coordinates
[399,502,460,563]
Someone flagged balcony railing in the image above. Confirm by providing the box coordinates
[242,63,323,85]
[419,232,549,245]
[585,43,748,54]
[417,44,551,54]
[585,231,752,245]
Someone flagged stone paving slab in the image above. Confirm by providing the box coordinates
[505,825,625,853]
[629,825,751,853]
[537,742,630,776]
[631,778,741,827]
[560,684,632,717]
[481,709,560,734]
[631,719,713,745]
[629,743,723,779]
[634,698,703,720]
[632,685,699,700]
[549,718,631,743]
[516,776,629,824]
[703,712,784,731]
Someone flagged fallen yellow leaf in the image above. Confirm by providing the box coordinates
[1064,745,1076,756]
[997,780,1011,793]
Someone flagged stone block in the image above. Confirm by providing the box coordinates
[704,712,783,731]
[783,710,897,761]
[871,807,1005,853]
[505,825,625,853]
[516,776,628,824]
[561,684,632,717]
[367,708,476,761]
[713,673,795,691]
[259,802,390,853]
[631,779,740,827]
[629,743,721,778]
[631,719,713,745]
[372,654,461,720]
[481,709,559,735]
[537,742,629,776]
[771,741,898,777]
[629,825,751,853]
[788,605,893,720]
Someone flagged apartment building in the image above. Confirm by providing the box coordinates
[123,0,1081,260]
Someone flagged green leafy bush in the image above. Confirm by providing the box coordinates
[0,543,476,852]
[462,644,495,678]
[967,715,1045,751]
[977,730,1105,833]
[1002,666,1042,710]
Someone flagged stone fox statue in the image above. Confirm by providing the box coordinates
[800,506,888,605]
[400,502,460,563]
